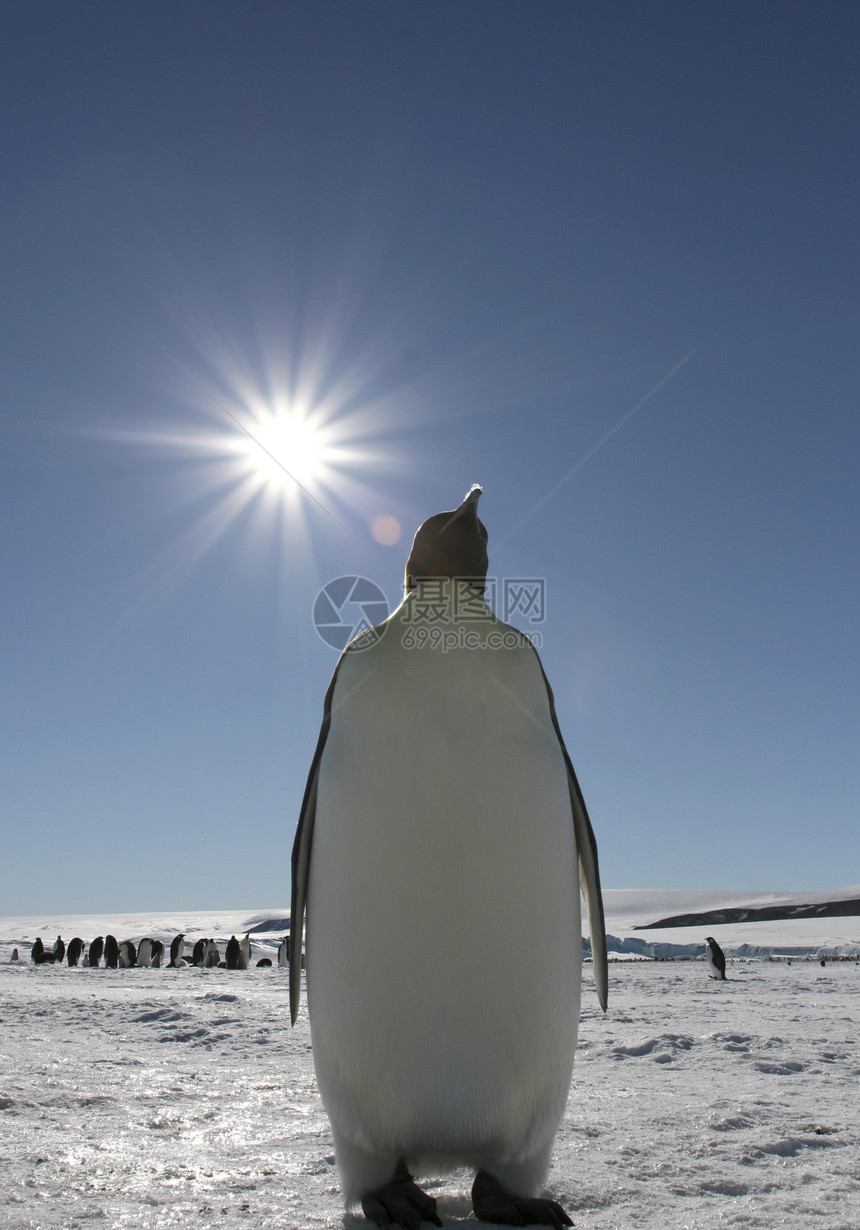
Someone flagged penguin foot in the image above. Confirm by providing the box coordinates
[472,1170,573,1228]
[360,1160,442,1230]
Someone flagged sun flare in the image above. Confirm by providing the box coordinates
[242,408,329,491]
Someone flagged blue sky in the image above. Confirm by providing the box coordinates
[2,2,858,914]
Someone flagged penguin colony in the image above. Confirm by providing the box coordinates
[26,931,288,969]
[291,487,607,1230]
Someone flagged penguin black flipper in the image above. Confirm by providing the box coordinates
[534,653,609,1012]
[290,657,344,1024]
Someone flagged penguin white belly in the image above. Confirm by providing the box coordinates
[306,618,581,1201]
[239,934,251,969]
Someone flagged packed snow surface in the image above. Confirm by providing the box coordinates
[2,899,859,1228]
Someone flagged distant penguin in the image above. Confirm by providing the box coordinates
[226,936,241,969]
[290,486,607,1227]
[66,938,85,967]
[137,938,153,968]
[104,935,119,968]
[151,939,164,967]
[52,935,65,964]
[192,938,206,967]
[11,947,19,962]
[257,957,272,967]
[88,936,105,968]
[169,934,185,967]
[277,936,289,967]
[118,940,137,968]
[32,937,56,964]
[204,939,220,968]
[705,936,727,980]
[239,933,251,970]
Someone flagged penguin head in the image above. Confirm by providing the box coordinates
[404,484,488,592]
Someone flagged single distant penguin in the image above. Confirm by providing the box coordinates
[705,936,727,980]
[52,935,65,964]
[203,939,220,968]
[277,936,289,967]
[291,486,608,1229]
[257,957,273,967]
[88,936,105,968]
[226,935,241,969]
[32,937,56,964]
[169,933,185,967]
[151,939,164,967]
[66,937,85,967]
[137,938,154,968]
[238,932,251,970]
[118,940,137,968]
[192,938,206,967]
[11,947,19,962]
[103,935,119,968]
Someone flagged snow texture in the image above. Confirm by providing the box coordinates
[2,897,859,1229]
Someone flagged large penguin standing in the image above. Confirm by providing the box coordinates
[291,486,608,1229]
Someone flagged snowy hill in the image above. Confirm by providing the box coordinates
[600,885,860,960]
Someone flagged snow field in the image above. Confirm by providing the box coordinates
[1,948,858,1228]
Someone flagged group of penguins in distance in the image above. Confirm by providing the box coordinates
[24,931,292,969]
[22,932,731,977]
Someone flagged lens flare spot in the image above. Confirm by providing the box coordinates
[371,514,401,546]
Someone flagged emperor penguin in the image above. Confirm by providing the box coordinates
[705,936,727,980]
[226,935,241,969]
[239,932,252,970]
[290,486,608,1229]
[169,933,185,967]
[118,940,137,968]
[88,936,105,968]
[66,937,85,967]
[277,936,289,967]
[136,938,154,968]
[104,934,119,968]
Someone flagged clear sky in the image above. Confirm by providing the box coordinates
[2,2,858,915]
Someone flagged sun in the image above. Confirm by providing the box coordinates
[139,345,402,572]
[241,407,329,491]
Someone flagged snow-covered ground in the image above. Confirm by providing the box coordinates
[2,895,859,1229]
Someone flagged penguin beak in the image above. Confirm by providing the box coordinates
[439,484,482,535]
